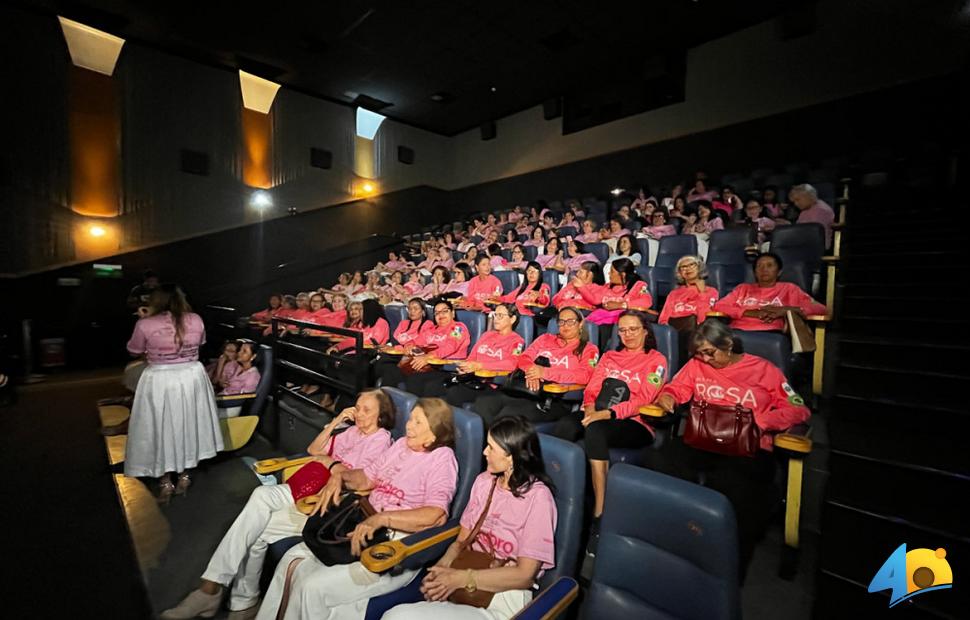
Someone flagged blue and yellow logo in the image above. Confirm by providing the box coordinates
[868,544,952,607]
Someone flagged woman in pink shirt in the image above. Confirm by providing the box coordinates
[218,340,262,419]
[576,219,600,244]
[330,300,391,352]
[648,320,810,578]
[501,261,551,317]
[206,340,239,389]
[505,244,528,272]
[460,255,504,311]
[258,398,459,620]
[389,298,435,347]
[163,390,397,619]
[575,258,654,326]
[501,228,520,250]
[534,237,562,270]
[740,200,777,245]
[548,239,599,279]
[555,312,667,536]
[408,302,526,400]
[474,306,599,428]
[641,209,677,239]
[378,300,471,387]
[523,226,546,249]
[659,255,720,327]
[443,264,472,298]
[418,265,451,300]
[603,218,630,239]
[249,294,283,324]
[713,252,827,332]
[487,243,509,271]
[687,179,717,203]
[124,284,222,502]
[552,260,604,309]
[376,251,413,273]
[386,416,557,620]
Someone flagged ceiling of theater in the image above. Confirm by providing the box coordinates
[20,0,806,135]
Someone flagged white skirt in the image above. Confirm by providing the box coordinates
[124,361,224,478]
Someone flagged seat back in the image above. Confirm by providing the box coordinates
[587,465,740,620]
[708,264,754,297]
[542,269,561,297]
[384,305,408,339]
[558,225,577,238]
[584,242,610,266]
[537,434,586,588]
[494,270,521,295]
[604,323,678,375]
[250,344,274,414]
[647,266,676,302]
[450,406,485,516]
[381,386,418,439]
[731,330,792,377]
[456,310,486,349]
[770,223,824,270]
[523,246,539,261]
[656,235,698,268]
[707,229,755,266]
[515,315,536,349]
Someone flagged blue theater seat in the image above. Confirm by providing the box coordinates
[731,329,792,377]
[456,310,486,349]
[655,234,698,268]
[584,242,610,266]
[708,263,755,297]
[769,223,825,294]
[383,305,408,340]
[495,270,521,294]
[542,269,561,297]
[515,315,536,348]
[708,229,755,266]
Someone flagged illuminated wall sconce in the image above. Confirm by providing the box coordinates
[249,189,273,210]
[89,224,107,237]
[239,70,281,113]
[58,16,125,76]
[353,179,379,198]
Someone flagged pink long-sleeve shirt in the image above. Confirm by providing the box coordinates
[552,283,593,310]
[659,285,720,325]
[500,283,551,316]
[713,282,827,331]
[414,321,471,360]
[334,318,391,351]
[393,318,435,346]
[220,365,261,395]
[577,281,654,311]
[466,330,525,372]
[465,275,504,309]
[660,355,811,451]
[515,334,599,385]
[127,312,205,364]
[583,349,668,431]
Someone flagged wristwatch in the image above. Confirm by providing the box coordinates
[464,569,477,593]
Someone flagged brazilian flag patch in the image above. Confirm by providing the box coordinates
[450,325,464,339]
[782,382,805,406]
[647,373,662,386]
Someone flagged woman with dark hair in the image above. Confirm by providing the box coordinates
[331,299,390,352]
[505,244,528,271]
[257,398,458,620]
[551,312,667,538]
[218,340,262,419]
[474,307,599,427]
[461,255,503,311]
[161,389,396,619]
[124,283,222,502]
[249,293,283,324]
[549,238,597,278]
[647,320,811,580]
[502,228,519,249]
[535,237,562,270]
[641,208,677,240]
[500,261,550,316]
[419,266,452,300]
[574,257,653,327]
[603,233,640,279]
[407,302,525,401]
[712,252,827,332]
[444,263,472,297]
[487,243,509,271]
[207,340,239,389]
[390,298,435,346]
[740,199,776,245]
[552,260,603,309]
[385,416,557,620]
[523,226,546,249]
[379,300,471,387]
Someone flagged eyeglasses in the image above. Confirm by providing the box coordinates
[678,263,699,271]
[492,312,510,319]
[434,310,452,316]
[617,326,642,335]
[558,318,580,327]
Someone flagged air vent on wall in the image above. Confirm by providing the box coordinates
[397,146,415,165]
[179,149,209,176]
[310,147,332,169]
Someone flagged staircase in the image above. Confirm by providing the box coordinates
[814,183,969,619]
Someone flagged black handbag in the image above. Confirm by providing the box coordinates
[302,493,391,565]
[594,377,631,411]
[501,356,550,399]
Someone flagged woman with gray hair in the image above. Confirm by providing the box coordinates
[658,255,719,329]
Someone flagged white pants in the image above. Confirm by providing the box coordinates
[382,589,533,620]
[202,484,307,611]
[256,542,418,620]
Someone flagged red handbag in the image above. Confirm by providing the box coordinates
[683,399,761,458]
[286,461,332,501]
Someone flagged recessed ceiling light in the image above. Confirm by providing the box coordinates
[490,86,497,93]
[430,94,444,102]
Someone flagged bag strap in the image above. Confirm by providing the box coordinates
[457,476,499,554]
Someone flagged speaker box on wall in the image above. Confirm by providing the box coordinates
[310,147,333,169]
[543,98,562,120]
[397,146,415,165]
[480,121,496,141]
[179,149,209,176]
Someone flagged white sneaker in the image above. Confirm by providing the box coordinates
[159,589,221,619]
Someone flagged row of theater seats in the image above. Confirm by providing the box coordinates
[261,387,743,620]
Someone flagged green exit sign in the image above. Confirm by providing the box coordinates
[93,263,123,278]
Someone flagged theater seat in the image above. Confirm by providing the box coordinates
[526,464,740,619]
[495,270,521,294]
[515,315,536,348]
[381,386,417,439]
[647,265,676,302]
[731,329,792,377]
[770,223,825,294]
[216,344,273,450]
[542,269,561,297]
[364,433,586,620]
[384,305,408,340]
[523,246,539,261]
[655,234,698,268]
[584,242,610,266]
[708,263,754,297]
[456,310,486,349]
[708,229,755,266]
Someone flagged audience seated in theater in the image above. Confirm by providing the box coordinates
[712,252,827,332]
[218,340,261,418]
[558,210,578,232]
[740,200,777,245]
[388,298,435,347]
[576,219,600,243]
[500,261,550,317]
[160,389,397,620]
[687,178,717,202]
[378,299,470,387]
[668,194,688,221]
[603,234,641,279]
[575,258,653,327]
[684,200,725,237]
[630,186,651,212]
[791,183,836,248]
[603,218,630,240]
[761,185,787,220]
[474,306,598,428]
[648,320,810,579]
[535,237,562,269]
[445,264,472,297]
[524,226,546,249]
[249,294,283,324]
[505,245,528,271]
[553,260,603,309]
[383,416,557,620]
[206,340,239,389]
[714,185,742,216]
[407,302,525,401]
[502,228,519,249]
[346,271,366,296]
[376,251,413,273]
[552,312,667,549]
[662,183,684,210]
[659,256,719,327]
[463,246,480,266]
[419,266,452,300]
[257,398,459,620]
[330,300,390,353]
[487,243,509,271]
[549,239,598,279]
[459,255,503,311]
[641,208,677,240]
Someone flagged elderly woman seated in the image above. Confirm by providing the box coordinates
[646,320,811,580]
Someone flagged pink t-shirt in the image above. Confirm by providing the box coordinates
[713,282,827,331]
[393,319,434,345]
[127,312,206,364]
[221,365,260,395]
[460,473,557,573]
[363,437,458,514]
[329,426,393,471]
[444,281,470,296]
[466,275,504,309]
[796,200,835,248]
[583,349,667,428]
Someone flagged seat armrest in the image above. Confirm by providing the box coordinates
[511,577,579,620]
[216,392,258,406]
[775,423,813,456]
[822,255,840,263]
[542,383,586,394]
[361,520,462,574]
[804,314,831,323]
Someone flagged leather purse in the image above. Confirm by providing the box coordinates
[449,477,507,608]
[302,494,390,565]
[501,356,550,399]
[397,344,439,376]
[286,461,332,501]
[683,399,761,458]
[668,314,698,333]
